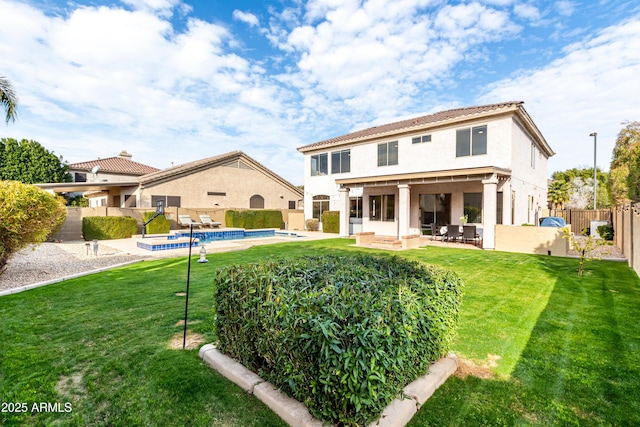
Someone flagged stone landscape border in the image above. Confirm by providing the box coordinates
[0,260,144,297]
[199,343,458,427]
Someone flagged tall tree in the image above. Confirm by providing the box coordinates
[609,121,640,204]
[549,167,612,209]
[0,138,72,183]
[547,180,570,209]
[0,75,18,124]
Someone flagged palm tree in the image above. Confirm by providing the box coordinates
[547,180,570,210]
[0,75,18,124]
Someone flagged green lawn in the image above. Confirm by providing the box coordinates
[1,239,639,426]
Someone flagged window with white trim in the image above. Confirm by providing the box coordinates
[377,141,398,166]
[350,197,362,219]
[312,195,330,221]
[311,153,328,176]
[456,125,487,157]
[531,143,536,169]
[412,134,431,144]
[463,193,482,223]
[331,149,350,174]
[369,195,395,221]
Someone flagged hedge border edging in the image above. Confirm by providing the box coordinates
[199,343,459,427]
[0,260,144,297]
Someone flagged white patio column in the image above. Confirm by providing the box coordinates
[482,174,499,249]
[338,186,350,237]
[501,179,512,225]
[398,184,411,238]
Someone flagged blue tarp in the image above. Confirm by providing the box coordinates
[540,216,567,227]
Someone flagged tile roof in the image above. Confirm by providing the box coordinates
[69,157,160,176]
[139,150,303,197]
[298,101,529,152]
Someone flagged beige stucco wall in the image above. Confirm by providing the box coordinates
[286,211,305,231]
[495,224,568,256]
[138,163,302,210]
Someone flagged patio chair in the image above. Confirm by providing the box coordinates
[429,223,444,241]
[462,225,478,245]
[178,214,199,228]
[199,214,221,228]
[445,224,460,242]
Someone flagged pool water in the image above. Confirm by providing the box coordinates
[174,228,276,243]
[137,228,300,251]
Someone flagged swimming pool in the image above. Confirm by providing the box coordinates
[174,228,276,243]
[136,228,299,251]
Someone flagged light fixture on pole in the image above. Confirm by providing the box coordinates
[589,132,597,210]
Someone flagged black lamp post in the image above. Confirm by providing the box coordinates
[590,132,597,210]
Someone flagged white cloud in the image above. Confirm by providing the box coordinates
[555,0,576,17]
[232,9,259,27]
[2,0,637,185]
[272,0,520,131]
[479,17,640,174]
[513,3,541,21]
[121,0,189,16]
[0,0,306,181]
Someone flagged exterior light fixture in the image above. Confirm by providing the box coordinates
[198,246,208,263]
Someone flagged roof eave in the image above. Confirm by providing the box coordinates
[297,104,523,153]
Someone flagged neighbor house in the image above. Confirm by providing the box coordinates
[66,150,161,207]
[134,151,303,210]
[297,101,554,249]
[40,151,303,211]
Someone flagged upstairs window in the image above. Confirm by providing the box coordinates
[311,153,328,176]
[377,141,398,166]
[412,134,431,144]
[456,125,487,157]
[531,143,536,169]
[331,149,351,174]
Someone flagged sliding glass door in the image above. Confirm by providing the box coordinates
[419,193,451,228]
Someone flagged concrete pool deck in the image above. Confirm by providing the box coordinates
[103,229,340,258]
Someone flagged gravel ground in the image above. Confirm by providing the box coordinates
[0,242,144,292]
[566,236,625,260]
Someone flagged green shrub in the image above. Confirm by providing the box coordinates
[214,254,464,426]
[597,224,614,240]
[225,210,282,229]
[321,211,339,233]
[0,180,66,269]
[142,211,171,234]
[67,195,89,207]
[306,218,319,231]
[82,216,137,240]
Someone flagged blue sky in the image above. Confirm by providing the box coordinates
[1,0,639,185]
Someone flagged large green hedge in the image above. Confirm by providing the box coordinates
[0,180,66,269]
[225,209,282,229]
[321,210,339,233]
[142,211,171,234]
[213,254,464,426]
[82,216,137,240]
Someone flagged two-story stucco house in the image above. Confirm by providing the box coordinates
[297,101,554,249]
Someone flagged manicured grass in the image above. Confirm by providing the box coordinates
[0,239,638,426]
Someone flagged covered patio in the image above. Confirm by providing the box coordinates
[335,166,513,249]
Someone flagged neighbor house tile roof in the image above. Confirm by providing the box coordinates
[139,150,303,197]
[297,101,548,153]
[69,157,160,176]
